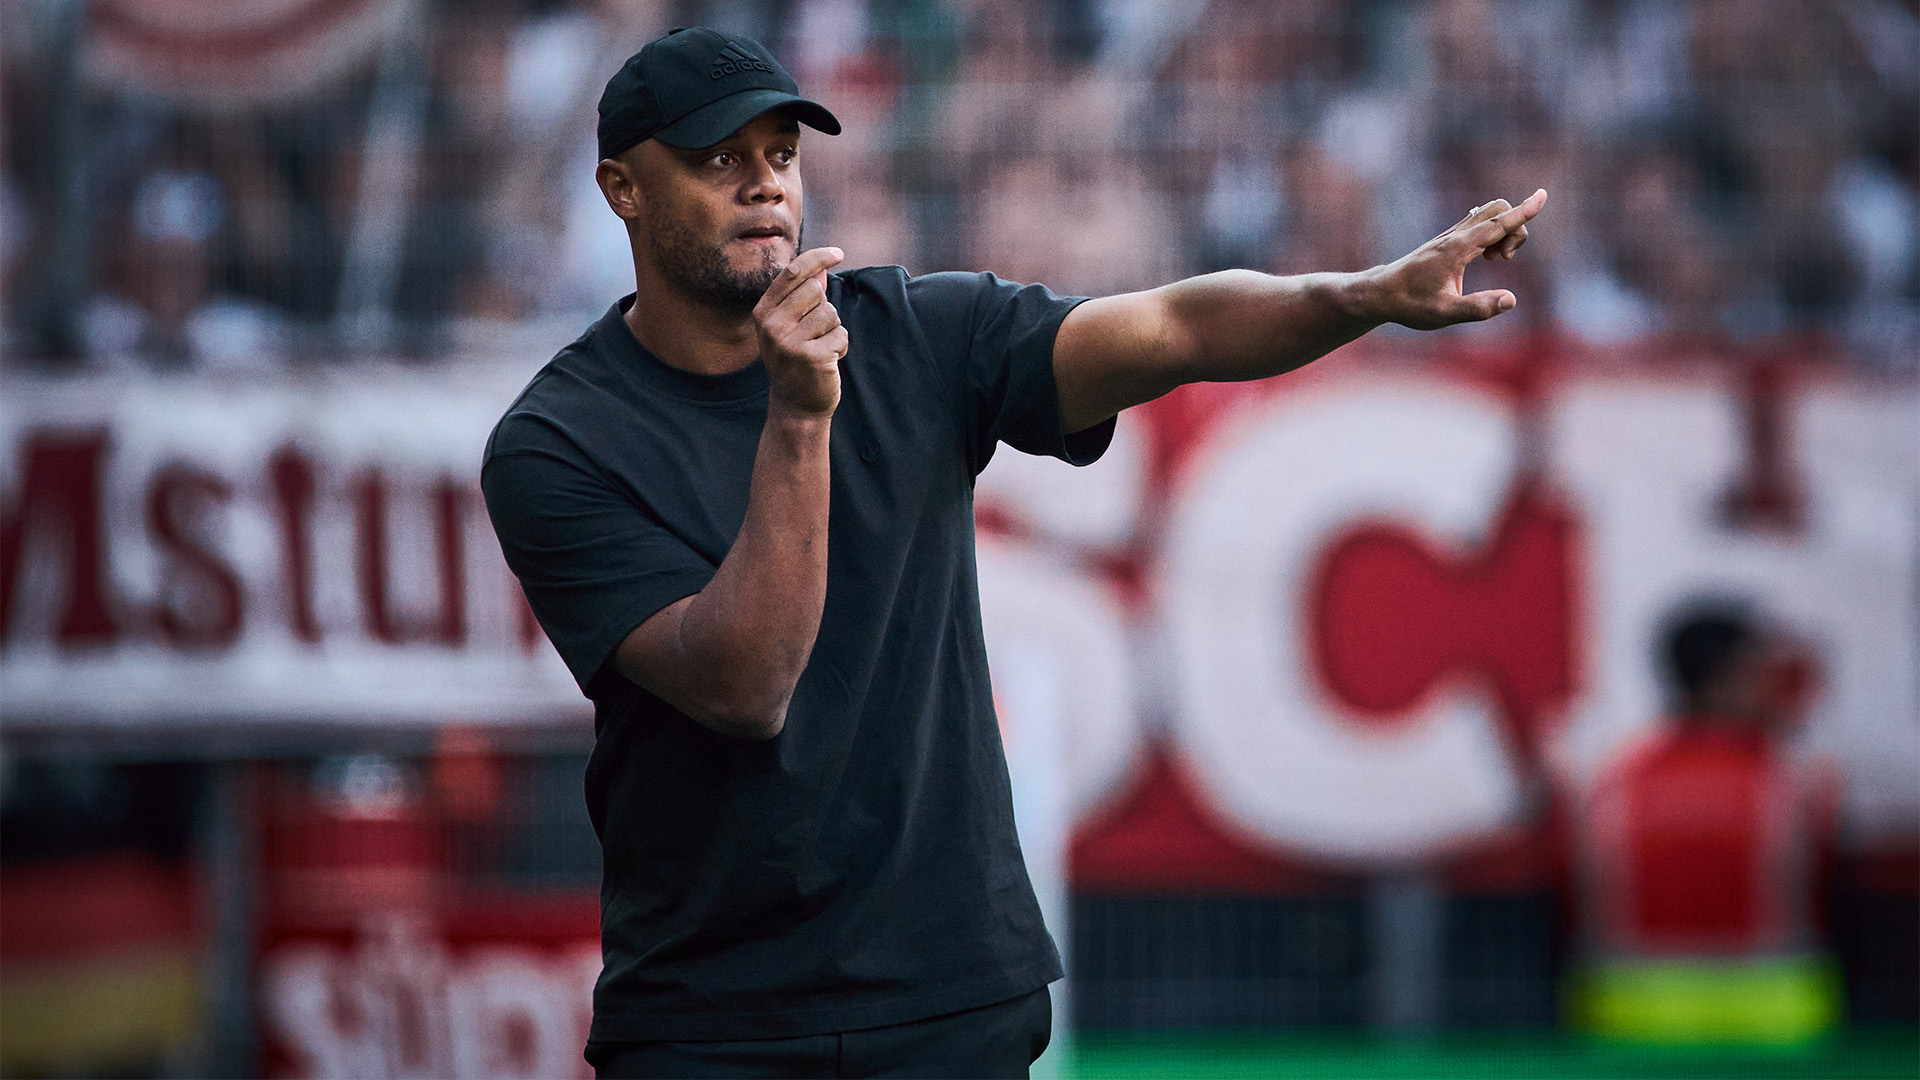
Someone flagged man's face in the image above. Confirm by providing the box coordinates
[1717,634,1820,735]
[627,111,804,311]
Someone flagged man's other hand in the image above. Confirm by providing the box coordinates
[1363,189,1548,331]
[755,246,848,417]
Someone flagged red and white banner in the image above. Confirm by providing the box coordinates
[4,354,1916,856]
[251,757,599,1080]
[971,355,1918,859]
[1,370,580,727]
[261,908,597,1080]
[84,0,411,106]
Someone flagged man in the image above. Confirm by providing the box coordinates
[481,26,1546,1079]
[1571,602,1840,1045]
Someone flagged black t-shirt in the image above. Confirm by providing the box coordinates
[481,265,1113,1042]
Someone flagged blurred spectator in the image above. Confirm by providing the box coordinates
[1571,600,1842,1046]
[785,0,872,86]
[1829,149,1920,369]
[1199,143,1284,272]
[475,0,669,323]
[1691,0,1861,335]
[1594,135,1734,344]
[781,0,916,271]
[85,167,293,372]
[0,0,1913,366]
[968,152,1183,297]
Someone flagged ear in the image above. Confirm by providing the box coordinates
[597,157,643,222]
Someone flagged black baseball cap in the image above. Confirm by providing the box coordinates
[596,27,841,160]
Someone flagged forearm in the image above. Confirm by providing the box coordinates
[1056,269,1379,433]
[616,404,831,738]
[1164,269,1381,383]
[613,247,850,739]
[1054,191,1546,433]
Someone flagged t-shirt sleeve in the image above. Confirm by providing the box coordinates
[904,270,1117,474]
[482,438,715,693]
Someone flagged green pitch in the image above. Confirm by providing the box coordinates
[1068,1029,1920,1079]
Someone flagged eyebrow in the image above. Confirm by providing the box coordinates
[683,119,802,159]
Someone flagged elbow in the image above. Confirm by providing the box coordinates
[613,612,806,740]
[686,688,790,741]
[713,707,787,741]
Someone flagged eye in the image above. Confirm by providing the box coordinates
[772,146,797,165]
[707,150,738,169]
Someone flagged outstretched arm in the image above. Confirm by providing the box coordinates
[1052,190,1548,433]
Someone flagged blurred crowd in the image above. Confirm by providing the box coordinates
[3,0,1916,372]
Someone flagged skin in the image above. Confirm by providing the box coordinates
[1052,192,1548,432]
[594,107,1547,740]
[1683,632,1816,737]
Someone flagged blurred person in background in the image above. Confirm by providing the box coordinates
[1573,599,1841,1046]
[1595,134,1733,346]
[477,0,663,323]
[780,0,917,273]
[967,152,1183,298]
[1689,0,1858,338]
[483,23,1547,1079]
[84,165,292,373]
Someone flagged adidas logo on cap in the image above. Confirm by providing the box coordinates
[710,42,775,80]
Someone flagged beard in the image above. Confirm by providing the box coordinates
[646,213,801,313]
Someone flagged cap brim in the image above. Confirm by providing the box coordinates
[653,88,841,149]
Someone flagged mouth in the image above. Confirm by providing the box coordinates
[736,224,792,246]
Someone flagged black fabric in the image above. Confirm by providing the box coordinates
[585,987,1052,1078]
[596,27,840,158]
[482,265,1112,1042]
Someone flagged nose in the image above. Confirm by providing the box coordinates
[741,155,784,205]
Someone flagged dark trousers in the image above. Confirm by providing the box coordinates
[586,986,1053,1079]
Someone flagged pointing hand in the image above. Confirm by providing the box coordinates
[1368,189,1548,331]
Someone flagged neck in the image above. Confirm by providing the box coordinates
[623,265,761,376]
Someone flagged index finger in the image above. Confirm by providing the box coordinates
[1474,189,1547,239]
[1461,189,1546,255]
[1430,201,1498,243]
[759,246,845,309]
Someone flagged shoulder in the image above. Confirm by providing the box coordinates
[487,364,570,461]
[481,349,625,531]
[1590,728,1678,794]
[835,267,1079,358]
[826,266,977,369]
[902,269,1030,319]
[830,266,1021,321]
[484,320,611,466]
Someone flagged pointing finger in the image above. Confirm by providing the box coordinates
[1495,189,1547,233]
[1466,190,1547,254]
[1432,199,1510,243]
[1475,198,1513,222]
[1502,188,1547,228]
